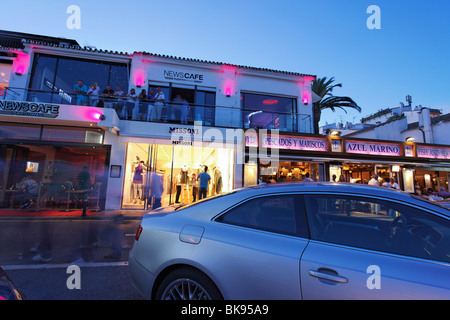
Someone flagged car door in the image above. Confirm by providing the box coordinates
[300,193,450,299]
[210,193,309,299]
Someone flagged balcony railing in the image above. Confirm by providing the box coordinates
[1,87,312,133]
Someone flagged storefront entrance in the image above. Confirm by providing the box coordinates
[122,142,235,209]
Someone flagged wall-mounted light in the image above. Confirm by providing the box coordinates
[330,130,341,136]
[405,137,415,142]
[302,98,309,105]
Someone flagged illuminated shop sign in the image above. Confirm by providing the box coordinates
[417,146,450,159]
[0,100,59,118]
[164,69,204,83]
[345,140,401,156]
[261,135,327,152]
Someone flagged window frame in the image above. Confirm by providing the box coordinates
[213,192,309,238]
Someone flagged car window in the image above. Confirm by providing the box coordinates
[305,194,450,263]
[216,195,308,237]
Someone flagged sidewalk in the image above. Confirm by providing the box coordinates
[0,208,146,220]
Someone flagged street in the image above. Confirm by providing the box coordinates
[0,216,144,300]
[4,264,143,300]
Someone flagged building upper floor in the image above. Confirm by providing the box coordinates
[0,30,316,135]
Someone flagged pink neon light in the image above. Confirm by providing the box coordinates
[133,69,145,87]
[263,99,278,105]
[12,51,31,75]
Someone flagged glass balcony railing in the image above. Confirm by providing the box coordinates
[1,87,312,133]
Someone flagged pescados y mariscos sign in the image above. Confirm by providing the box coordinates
[260,135,328,152]
[345,140,401,156]
[0,100,59,118]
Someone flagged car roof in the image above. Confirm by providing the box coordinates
[176,182,449,220]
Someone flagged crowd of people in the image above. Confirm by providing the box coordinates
[73,80,192,123]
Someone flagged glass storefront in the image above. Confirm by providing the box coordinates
[122,142,235,209]
[259,161,320,183]
[0,143,109,211]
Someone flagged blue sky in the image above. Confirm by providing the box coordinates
[2,0,449,126]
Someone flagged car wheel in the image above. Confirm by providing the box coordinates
[155,267,222,300]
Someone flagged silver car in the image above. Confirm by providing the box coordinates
[129,183,450,300]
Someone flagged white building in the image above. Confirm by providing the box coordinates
[0,30,316,212]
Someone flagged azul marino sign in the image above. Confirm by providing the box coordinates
[417,146,450,160]
[345,140,401,156]
[0,100,59,118]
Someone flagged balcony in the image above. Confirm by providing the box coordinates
[1,87,312,133]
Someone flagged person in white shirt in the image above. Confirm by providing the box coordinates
[87,82,100,107]
[382,178,392,188]
[152,87,165,121]
[390,178,400,190]
[368,174,379,186]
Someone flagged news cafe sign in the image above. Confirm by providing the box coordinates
[345,140,401,156]
[0,100,59,118]
[164,69,204,83]
[417,145,450,160]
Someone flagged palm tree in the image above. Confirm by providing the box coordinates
[311,77,361,134]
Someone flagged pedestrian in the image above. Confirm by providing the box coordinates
[149,171,164,209]
[382,177,392,188]
[197,166,211,200]
[303,172,313,182]
[78,166,91,217]
[368,174,379,186]
[191,173,198,202]
[390,178,400,190]
[16,175,39,209]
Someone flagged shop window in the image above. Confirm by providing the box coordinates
[0,144,108,210]
[241,92,297,132]
[0,60,12,97]
[122,143,234,209]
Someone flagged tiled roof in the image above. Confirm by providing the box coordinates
[134,51,315,78]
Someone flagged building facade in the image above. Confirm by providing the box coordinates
[0,30,315,212]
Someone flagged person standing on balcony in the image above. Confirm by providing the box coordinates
[87,82,100,107]
[126,88,137,120]
[102,84,115,109]
[114,85,125,118]
[152,87,165,121]
[146,90,155,121]
[180,96,190,124]
[74,80,88,106]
